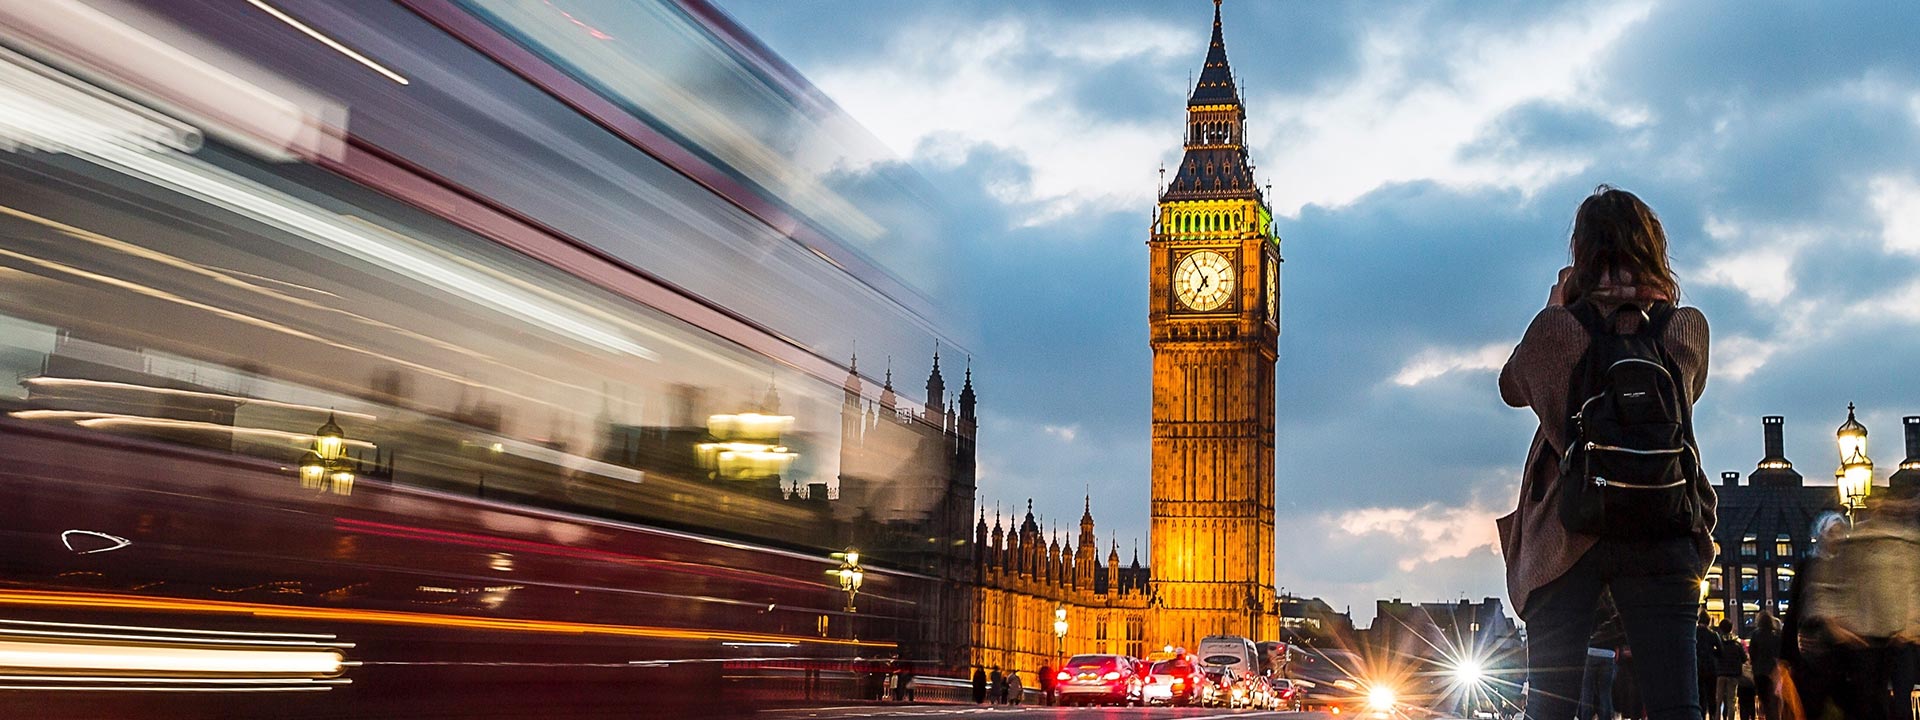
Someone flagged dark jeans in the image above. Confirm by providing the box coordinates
[1580,652,1617,720]
[1524,538,1705,720]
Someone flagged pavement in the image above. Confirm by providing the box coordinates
[761,706,1333,719]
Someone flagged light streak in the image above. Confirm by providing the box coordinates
[0,640,343,676]
[0,617,339,640]
[241,0,409,85]
[24,377,375,420]
[0,590,893,649]
[9,409,377,449]
[60,529,130,554]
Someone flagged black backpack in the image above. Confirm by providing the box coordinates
[1556,300,1707,538]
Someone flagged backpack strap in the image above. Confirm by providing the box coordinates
[1638,302,1677,339]
[1565,300,1610,336]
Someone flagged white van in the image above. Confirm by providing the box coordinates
[1194,635,1260,678]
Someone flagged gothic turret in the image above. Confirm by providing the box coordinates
[925,349,946,420]
[1075,497,1098,589]
[880,360,896,415]
[958,360,977,440]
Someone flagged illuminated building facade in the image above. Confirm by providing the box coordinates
[1147,0,1282,644]
[966,499,1151,674]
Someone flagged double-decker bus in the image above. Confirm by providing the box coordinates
[0,1,970,717]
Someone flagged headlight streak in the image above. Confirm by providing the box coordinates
[0,618,351,693]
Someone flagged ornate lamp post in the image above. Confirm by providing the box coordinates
[297,413,355,496]
[1836,403,1873,521]
[1053,605,1068,662]
[835,548,864,613]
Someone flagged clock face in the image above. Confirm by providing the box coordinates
[1265,259,1278,323]
[1173,250,1234,311]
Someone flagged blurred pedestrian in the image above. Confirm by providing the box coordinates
[1038,662,1054,705]
[971,665,987,704]
[894,658,914,702]
[1699,613,1722,720]
[1006,670,1023,706]
[1714,620,1747,720]
[989,666,1004,705]
[1807,498,1920,720]
[1749,612,1781,720]
[1780,513,1848,720]
[1499,185,1714,720]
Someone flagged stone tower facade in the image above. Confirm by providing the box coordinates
[1146,0,1282,645]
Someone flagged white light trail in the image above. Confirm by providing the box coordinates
[241,0,408,85]
[0,640,343,676]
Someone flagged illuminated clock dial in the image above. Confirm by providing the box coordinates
[1265,259,1278,323]
[1173,250,1234,311]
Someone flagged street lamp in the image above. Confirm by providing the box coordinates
[834,548,864,613]
[1053,605,1068,661]
[297,413,354,496]
[1836,403,1874,519]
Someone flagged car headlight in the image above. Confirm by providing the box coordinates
[1367,686,1396,710]
[1451,660,1485,686]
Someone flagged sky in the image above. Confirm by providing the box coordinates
[718,0,1920,622]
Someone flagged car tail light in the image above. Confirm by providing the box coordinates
[1056,671,1070,682]
[1103,671,1120,681]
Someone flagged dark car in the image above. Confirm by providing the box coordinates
[1056,654,1143,706]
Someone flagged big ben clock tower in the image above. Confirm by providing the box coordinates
[1148,0,1281,645]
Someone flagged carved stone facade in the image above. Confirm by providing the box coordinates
[967,498,1151,677]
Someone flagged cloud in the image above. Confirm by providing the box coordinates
[1390,342,1512,387]
[1333,501,1505,572]
[810,16,1196,225]
[1042,424,1079,442]
[1257,0,1656,215]
[1712,334,1787,383]
[1870,175,1920,255]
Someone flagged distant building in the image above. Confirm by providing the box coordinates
[1276,594,1356,647]
[1706,414,1920,631]
[1365,597,1518,667]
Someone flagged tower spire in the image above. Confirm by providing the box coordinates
[1189,0,1239,107]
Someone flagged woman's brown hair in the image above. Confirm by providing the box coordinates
[1563,184,1678,304]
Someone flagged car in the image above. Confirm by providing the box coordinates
[1055,654,1143,706]
[1270,677,1303,711]
[1139,657,1201,706]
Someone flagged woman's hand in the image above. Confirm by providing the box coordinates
[1548,266,1574,307]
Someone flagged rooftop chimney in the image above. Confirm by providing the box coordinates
[1905,417,1920,468]
[1721,471,1740,487]
[1762,416,1789,465]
